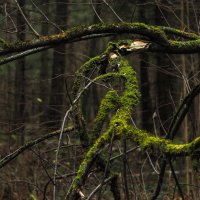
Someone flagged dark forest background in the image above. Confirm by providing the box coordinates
[0,0,200,199]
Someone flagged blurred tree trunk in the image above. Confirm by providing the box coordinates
[82,1,101,122]
[138,1,153,132]
[48,1,69,128]
[39,0,50,125]
[181,0,190,195]
[155,3,174,136]
[14,0,26,145]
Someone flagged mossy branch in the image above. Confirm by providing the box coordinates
[67,39,200,199]
[2,22,200,60]
[68,111,200,198]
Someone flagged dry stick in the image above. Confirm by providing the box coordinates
[151,84,200,200]
[45,147,139,200]
[13,0,40,37]
[53,78,97,200]
[123,138,130,200]
[168,158,185,199]
[0,126,74,169]
[30,0,63,32]
[86,176,114,200]
[125,155,137,199]
[97,131,115,200]
[102,0,123,22]
[90,0,104,23]
[0,46,50,65]
[4,3,17,33]
[30,149,53,200]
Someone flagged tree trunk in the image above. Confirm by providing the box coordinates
[14,0,26,145]
[39,0,50,125]
[138,2,153,131]
[48,1,69,128]
[181,0,190,195]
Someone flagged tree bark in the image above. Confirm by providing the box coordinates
[14,0,26,145]
[48,1,69,128]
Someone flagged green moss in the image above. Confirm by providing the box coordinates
[69,37,200,197]
[167,143,190,155]
[72,55,102,97]
[0,38,7,48]
[91,90,121,142]
[170,39,200,52]
[160,26,199,40]
[72,127,113,188]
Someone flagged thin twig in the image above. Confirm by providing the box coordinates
[53,78,98,200]
[168,158,185,200]
[91,0,104,23]
[97,130,115,200]
[13,0,40,37]
[86,176,114,200]
[30,0,63,32]
[0,46,50,65]
[0,126,74,169]
[123,138,130,200]
[102,0,123,22]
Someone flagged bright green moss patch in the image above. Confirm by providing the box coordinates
[91,90,121,142]
[72,127,113,188]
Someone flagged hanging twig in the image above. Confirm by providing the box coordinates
[91,0,104,23]
[53,78,98,200]
[102,0,123,22]
[13,0,40,37]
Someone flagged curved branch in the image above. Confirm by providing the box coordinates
[152,84,200,199]
[1,23,200,65]
[0,22,172,56]
[0,46,50,65]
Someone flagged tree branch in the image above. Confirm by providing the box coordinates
[0,126,74,169]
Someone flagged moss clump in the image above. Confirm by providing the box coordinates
[72,55,102,97]
[91,90,121,141]
[169,39,200,53]
[72,127,113,189]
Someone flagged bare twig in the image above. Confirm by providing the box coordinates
[30,0,63,32]
[91,0,104,23]
[86,176,114,200]
[122,138,130,200]
[0,126,74,169]
[102,0,123,22]
[0,46,50,65]
[13,0,40,37]
[97,130,115,200]
[53,78,98,199]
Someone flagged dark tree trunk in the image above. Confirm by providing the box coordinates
[14,0,26,145]
[138,1,153,132]
[155,3,175,135]
[48,1,69,128]
[39,0,50,125]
